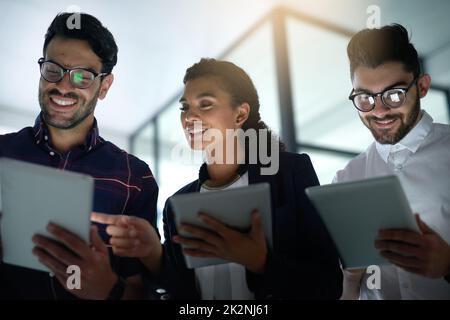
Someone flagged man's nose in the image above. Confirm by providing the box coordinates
[54,72,75,93]
[371,95,390,118]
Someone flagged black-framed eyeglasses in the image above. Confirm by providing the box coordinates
[38,58,107,89]
[349,78,417,112]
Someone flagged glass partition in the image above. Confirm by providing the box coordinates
[131,9,450,234]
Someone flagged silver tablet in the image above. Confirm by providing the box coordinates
[169,183,273,269]
[0,157,93,272]
[305,175,419,269]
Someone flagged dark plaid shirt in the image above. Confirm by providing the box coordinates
[0,114,158,299]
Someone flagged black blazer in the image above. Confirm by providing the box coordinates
[149,152,342,299]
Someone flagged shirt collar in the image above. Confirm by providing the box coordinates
[376,110,433,163]
[33,113,102,151]
[198,162,249,185]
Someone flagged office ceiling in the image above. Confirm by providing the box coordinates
[0,0,449,144]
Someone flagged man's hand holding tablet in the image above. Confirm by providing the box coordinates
[375,213,450,279]
[32,222,118,299]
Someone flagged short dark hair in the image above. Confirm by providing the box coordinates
[43,12,118,74]
[347,24,420,79]
[183,58,285,152]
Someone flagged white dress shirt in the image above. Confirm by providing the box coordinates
[195,172,255,300]
[334,110,450,299]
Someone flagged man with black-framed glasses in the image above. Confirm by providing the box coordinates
[336,24,450,300]
[0,12,158,300]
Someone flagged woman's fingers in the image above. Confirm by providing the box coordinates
[90,212,121,225]
[173,235,217,254]
[111,246,134,257]
[183,248,217,258]
[109,237,140,248]
[178,224,223,248]
[106,225,133,237]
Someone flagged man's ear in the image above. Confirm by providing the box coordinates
[236,103,250,127]
[417,74,431,99]
[98,74,114,100]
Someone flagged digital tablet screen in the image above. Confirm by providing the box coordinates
[0,158,93,272]
[306,175,419,269]
[170,183,272,269]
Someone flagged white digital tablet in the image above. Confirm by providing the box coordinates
[305,175,419,269]
[0,157,94,272]
[169,183,273,269]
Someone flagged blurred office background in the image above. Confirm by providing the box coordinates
[1,0,449,221]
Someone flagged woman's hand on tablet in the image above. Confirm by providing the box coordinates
[173,209,267,274]
[91,212,162,274]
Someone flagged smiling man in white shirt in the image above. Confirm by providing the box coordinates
[335,24,450,300]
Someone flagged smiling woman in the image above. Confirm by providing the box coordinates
[93,58,344,300]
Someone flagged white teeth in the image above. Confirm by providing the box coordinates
[376,119,395,124]
[51,97,76,106]
[187,128,206,134]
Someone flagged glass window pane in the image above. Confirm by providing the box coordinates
[131,122,155,173]
[157,102,201,209]
[287,18,373,154]
[423,89,449,124]
[299,147,353,185]
[225,21,281,136]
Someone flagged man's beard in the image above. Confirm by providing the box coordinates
[361,93,421,145]
[38,88,99,130]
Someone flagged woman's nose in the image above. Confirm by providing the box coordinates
[185,109,200,122]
